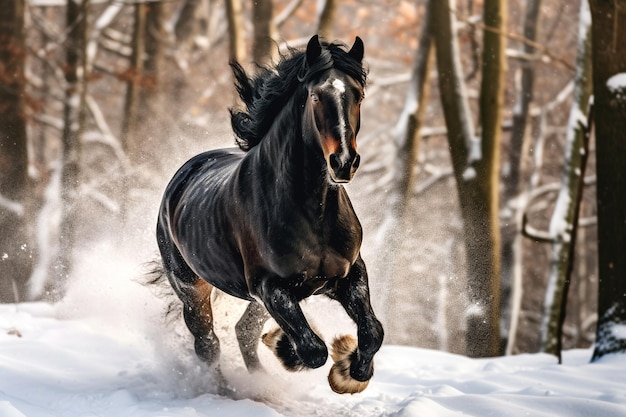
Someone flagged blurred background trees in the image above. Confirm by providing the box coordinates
[0,0,32,302]
[1,0,624,359]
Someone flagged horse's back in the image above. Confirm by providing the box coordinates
[161,148,242,208]
[158,147,251,300]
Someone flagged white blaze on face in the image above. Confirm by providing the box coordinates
[331,79,346,93]
[329,78,349,164]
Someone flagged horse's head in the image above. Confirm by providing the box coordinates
[304,35,365,184]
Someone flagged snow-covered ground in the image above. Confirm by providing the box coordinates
[1,244,626,417]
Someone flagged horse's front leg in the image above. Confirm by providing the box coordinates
[254,274,328,370]
[326,255,384,394]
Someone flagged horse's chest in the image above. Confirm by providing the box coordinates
[315,247,353,278]
[267,220,360,280]
[272,244,352,284]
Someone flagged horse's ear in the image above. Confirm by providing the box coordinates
[348,36,364,63]
[306,35,322,67]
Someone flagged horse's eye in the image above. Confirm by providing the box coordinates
[310,93,319,103]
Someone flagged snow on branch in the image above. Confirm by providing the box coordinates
[32,113,64,131]
[84,95,131,172]
[521,175,596,244]
[522,212,554,243]
[416,167,454,195]
[86,2,125,71]
[607,73,626,91]
[607,73,626,106]
[80,186,121,213]
[0,193,24,217]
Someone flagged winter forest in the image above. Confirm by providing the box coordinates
[1,0,626,414]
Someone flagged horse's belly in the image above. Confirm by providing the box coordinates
[173,213,251,300]
[181,242,250,300]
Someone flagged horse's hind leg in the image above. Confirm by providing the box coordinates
[182,279,220,365]
[178,278,237,395]
[235,301,269,371]
[157,226,221,367]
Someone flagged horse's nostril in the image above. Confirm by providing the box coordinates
[352,154,361,170]
[330,153,341,171]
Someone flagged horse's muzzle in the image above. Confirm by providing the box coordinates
[329,152,361,183]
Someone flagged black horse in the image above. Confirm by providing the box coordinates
[156,35,383,394]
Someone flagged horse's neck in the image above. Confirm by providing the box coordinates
[258,101,331,215]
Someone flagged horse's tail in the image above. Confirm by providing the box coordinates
[144,258,166,286]
[142,258,181,322]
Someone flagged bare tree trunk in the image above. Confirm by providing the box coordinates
[121,2,166,220]
[139,1,165,157]
[143,2,165,104]
[0,0,32,303]
[394,8,433,215]
[505,0,541,200]
[121,2,146,161]
[174,0,202,45]
[225,0,245,63]
[375,0,433,328]
[55,0,89,299]
[253,0,277,66]
[589,0,626,361]
[540,0,592,361]
[501,0,541,355]
[317,0,337,40]
[117,2,146,225]
[471,0,506,358]
[432,0,503,357]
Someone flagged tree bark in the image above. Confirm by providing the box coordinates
[174,0,202,45]
[120,2,167,220]
[121,2,146,160]
[0,0,32,303]
[225,0,245,63]
[432,0,503,357]
[501,0,541,355]
[375,0,433,328]
[54,0,89,299]
[540,0,592,360]
[139,0,165,161]
[505,0,541,200]
[253,0,277,66]
[589,0,626,361]
[477,0,504,354]
[317,0,337,40]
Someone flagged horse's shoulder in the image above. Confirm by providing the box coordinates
[167,148,241,183]
[195,148,245,171]
[163,148,244,215]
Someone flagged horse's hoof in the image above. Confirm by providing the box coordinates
[212,364,237,397]
[194,335,220,365]
[328,335,370,395]
[262,327,307,371]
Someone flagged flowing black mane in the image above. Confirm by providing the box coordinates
[229,40,368,152]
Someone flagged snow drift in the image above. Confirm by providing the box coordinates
[1,242,626,416]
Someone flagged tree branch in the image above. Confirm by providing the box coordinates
[522,212,554,243]
[451,7,575,72]
[275,0,303,28]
